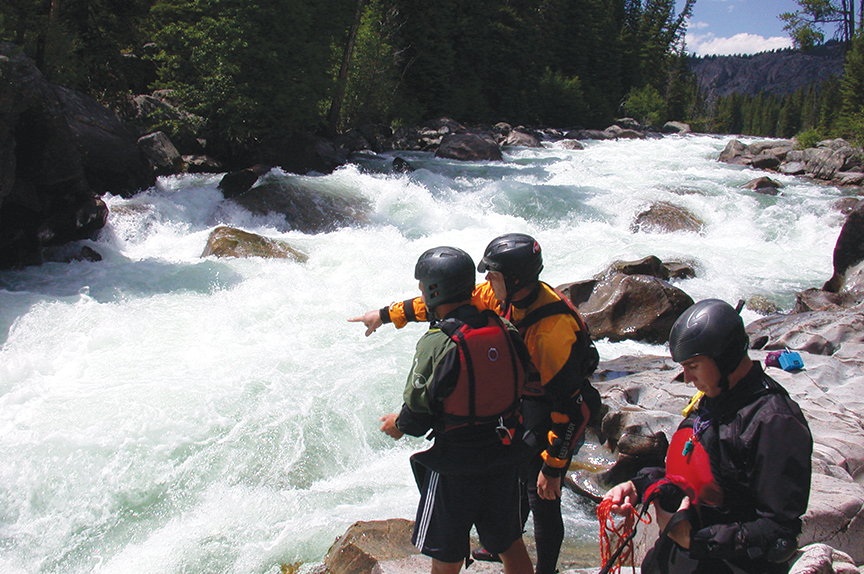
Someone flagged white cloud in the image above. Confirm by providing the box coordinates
[686,32,794,56]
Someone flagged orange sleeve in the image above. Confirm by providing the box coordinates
[380,282,502,328]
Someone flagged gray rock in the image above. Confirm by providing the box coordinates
[662,121,691,134]
[229,179,370,234]
[781,161,808,175]
[137,131,182,175]
[719,139,750,164]
[559,139,585,150]
[435,133,503,162]
[789,544,860,574]
[501,128,542,148]
[322,519,419,574]
[747,306,864,355]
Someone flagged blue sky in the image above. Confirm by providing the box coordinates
[677,0,802,56]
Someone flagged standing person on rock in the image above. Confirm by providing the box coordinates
[379,246,537,574]
[603,299,812,574]
[353,233,602,574]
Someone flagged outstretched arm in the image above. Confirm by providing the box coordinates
[348,309,384,337]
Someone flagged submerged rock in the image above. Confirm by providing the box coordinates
[630,201,703,234]
[201,226,308,261]
[229,179,370,234]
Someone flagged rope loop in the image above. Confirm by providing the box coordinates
[597,497,651,574]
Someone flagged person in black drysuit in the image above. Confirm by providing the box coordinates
[604,299,812,574]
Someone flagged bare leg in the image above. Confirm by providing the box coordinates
[500,537,534,574]
[431,559,463,574]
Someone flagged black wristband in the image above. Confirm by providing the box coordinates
[379,307,391,324]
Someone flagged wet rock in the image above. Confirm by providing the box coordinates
[392,157,414,173]
[564,128,614,140]
[630,201,703,234]
[564,273,694,343]
[501,128,542,148]
[218,164,272,199]
[824,200,864,293]
[422,117,465,133]
[559,139,585,150]
[743,176,783,194]
[718,139,751,164]
[201,226,308,261]
[603,255,669,280]
[746,294,781,315]
[260,132,348,175]
[780,161,807,175]
[0,44,152,267]
[605,125,644,139]
[229,179,370,234]
[333,129,371,153]
[750,153,781,170]
[435,133,502,162]
[663,260,698,280]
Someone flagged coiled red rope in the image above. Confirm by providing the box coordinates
[597,497,651,574]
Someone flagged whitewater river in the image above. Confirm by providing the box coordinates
[0,134,851,573]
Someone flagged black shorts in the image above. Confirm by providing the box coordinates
[412,465,524,563]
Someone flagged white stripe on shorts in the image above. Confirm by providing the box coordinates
[414,469,439,550]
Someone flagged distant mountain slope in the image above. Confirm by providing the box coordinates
[688,42,846,100]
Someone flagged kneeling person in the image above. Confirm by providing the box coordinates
[603,299,812,574]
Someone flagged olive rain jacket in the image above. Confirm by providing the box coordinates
[394,304,538,475]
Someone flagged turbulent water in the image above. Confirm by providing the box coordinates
[0,135,851,574]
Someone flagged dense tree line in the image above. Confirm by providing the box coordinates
[0,0,693,140]
[4,1,864,151]
[692,33,864,146]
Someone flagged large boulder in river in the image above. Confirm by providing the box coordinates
[560,272,694,343]
[824,199,864,294]
[218,164,272,199]
[201,226,308,261]
[0,43,151,268]
[630,201,703,234]
[229,179,370,234]
[500,128,542,148]
[435,133,503,161]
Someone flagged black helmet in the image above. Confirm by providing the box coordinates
[414,246,476,313]
[669,299,749,385]
[477,233,543,294]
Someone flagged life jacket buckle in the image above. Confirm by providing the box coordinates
[496,416,514,445]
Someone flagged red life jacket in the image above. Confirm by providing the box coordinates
[646,426,723,507]
[437,310,525,433]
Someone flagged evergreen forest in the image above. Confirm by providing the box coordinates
[2,0,864,149]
